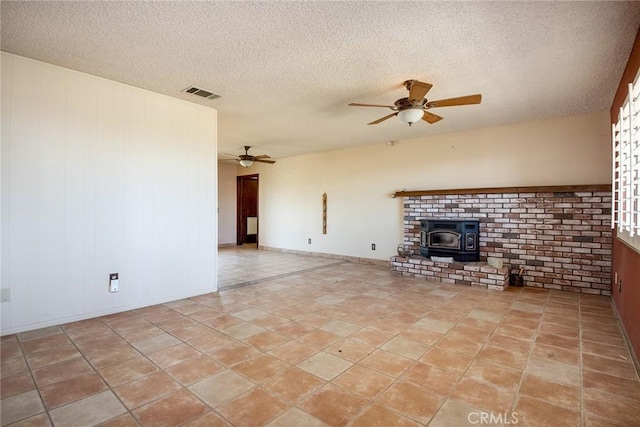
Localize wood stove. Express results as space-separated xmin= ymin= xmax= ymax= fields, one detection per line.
xmin=419 ymin=218 xmax=480 ymax=262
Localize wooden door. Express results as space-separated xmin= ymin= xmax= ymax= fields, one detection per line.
xmin=237 ymin=174 xmax=259 ymax=245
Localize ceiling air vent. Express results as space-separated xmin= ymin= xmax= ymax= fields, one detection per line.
xmin=182 ymin=86 xmax=221 ymax=100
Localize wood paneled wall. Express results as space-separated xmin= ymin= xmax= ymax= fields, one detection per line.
xmin=1 ymin=53 xmax=218 ymax=334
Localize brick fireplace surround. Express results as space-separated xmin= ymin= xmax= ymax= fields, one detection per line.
xmin=390 ymin=185 xmax=612 ymax=295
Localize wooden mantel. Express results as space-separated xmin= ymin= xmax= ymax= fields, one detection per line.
xmin=392 ymin=184 xmax=610 ymax=198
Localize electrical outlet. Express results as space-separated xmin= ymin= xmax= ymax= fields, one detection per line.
xmin=308 ymin=238 xmax=312 ymax=244
xmin=109 ymin=273 xmax=119 ymax=293
xmin=371 ymin=243 xmax=376 ymax=250
xmin=0 ymin=288 xmax=10 ymax=302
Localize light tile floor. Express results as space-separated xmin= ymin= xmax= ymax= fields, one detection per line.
xmin=217 ymin=245 xmax=344 ymax=290
xmin=2 ymin=249 xmax=640 ymax=426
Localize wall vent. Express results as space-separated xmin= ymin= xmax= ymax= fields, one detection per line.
xmin=181 ymin=86 xmax=221 ymax=100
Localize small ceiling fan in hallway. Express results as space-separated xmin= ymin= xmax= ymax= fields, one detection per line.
xmin=348 ymin=79 xmax=482 ymax=126
xmin=225 ymin=146 xmax=276 ymax=168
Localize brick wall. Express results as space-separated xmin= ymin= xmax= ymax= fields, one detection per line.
xmin=401 ymin=189 xmax=612 ymax=295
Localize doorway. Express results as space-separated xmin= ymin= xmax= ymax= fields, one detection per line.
xmin=237 ymin=174 xmax=259 ymax=246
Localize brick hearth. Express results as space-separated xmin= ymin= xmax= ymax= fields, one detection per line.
xmin=391 ymin=186 xmax=612 ymax=295
xmin=390 ymin=257 xmax=510 ymax=290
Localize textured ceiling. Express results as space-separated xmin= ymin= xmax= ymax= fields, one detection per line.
xmin=2 ymin=1 xmax=640 ymax=160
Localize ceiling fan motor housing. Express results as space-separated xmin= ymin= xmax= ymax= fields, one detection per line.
xmin=394 ymin=97 xmax=429 ymax=109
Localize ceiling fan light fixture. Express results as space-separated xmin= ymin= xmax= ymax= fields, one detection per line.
xmin=397 ymin=108 xmax=424 ymax=126
xmin=239 ymin=159 xmax=253 ymax=168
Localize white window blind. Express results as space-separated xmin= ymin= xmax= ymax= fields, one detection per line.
xmin=612 ymin=74 xmax=640 ymax=243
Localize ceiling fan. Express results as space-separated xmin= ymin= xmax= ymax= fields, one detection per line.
xmin=348 ymin=79 xmax=481 ymax=126
xmin=230 ymin=146 xmax=276 ymax=168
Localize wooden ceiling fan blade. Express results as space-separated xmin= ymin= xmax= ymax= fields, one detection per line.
xmin=254 ymin=159 xmax=276 ymax=164
xmin=368 ymin=112 xmax=398 ymax=125
xmin=253 ymin=154 xmax=271 ymax=160
xmin=349 ymin=103 xmax=395 ymax=108
xmin=427 ymin=94 xmax=482 ymax=108
xmin=408 ymin=80 xmax=433 ymax=103
xmin=422 ymin=111 xmax=444 ymax=124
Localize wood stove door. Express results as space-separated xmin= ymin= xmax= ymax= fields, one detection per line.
xmin=428 ymin=231 xmax=461 ymax=250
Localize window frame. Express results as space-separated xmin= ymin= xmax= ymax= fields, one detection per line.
xmin=612 ymin=71 xmax=640 ymax=250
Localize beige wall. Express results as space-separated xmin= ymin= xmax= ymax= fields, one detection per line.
xmin=242 ymin=111 xmax=611 ymax=261
xmin=1 ymin=53 xmax=218 ymax=334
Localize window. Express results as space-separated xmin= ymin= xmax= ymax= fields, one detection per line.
xmin=612 ymin=71 xmax=640 ymax=250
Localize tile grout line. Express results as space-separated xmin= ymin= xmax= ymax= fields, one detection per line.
xmin=16 ymin=335 xmax=56 ymax=426
xmin=447 ymin=286 xmax=526 ymax=424
xmin=403 ymin=286 xmax=496 ymax=425
xmin=91 ymin=315 xmax=155 ymax=425
xmin=509 ymin=288 xmax=551 ymax=425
